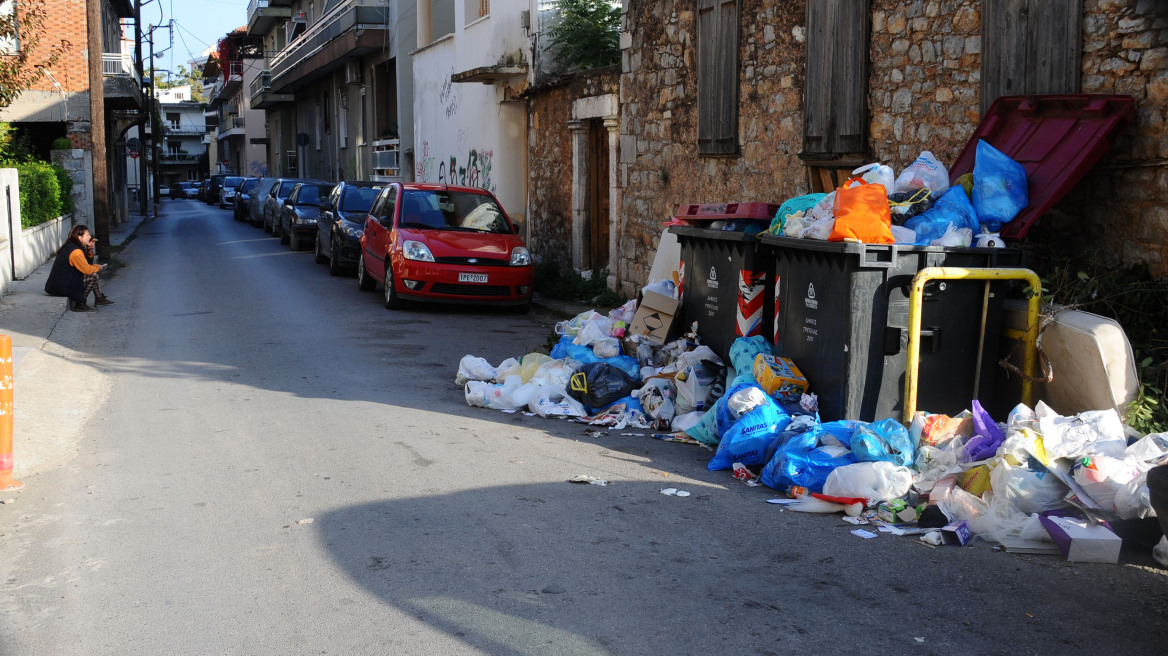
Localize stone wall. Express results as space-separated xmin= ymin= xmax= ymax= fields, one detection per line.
xmin=616 ymin=0 xmax=1168 ymax=290
xmin=618 ymin=0 xmax=808 ymax=295
xmin=526 ymin=70 xmax=620 ymax=267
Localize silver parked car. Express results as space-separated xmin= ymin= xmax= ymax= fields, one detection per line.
xmin=247 ymin=177 xmax=278 ymax=227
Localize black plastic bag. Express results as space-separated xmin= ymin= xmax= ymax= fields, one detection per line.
xmin=568 ymin=362 xmax=638 ymax=411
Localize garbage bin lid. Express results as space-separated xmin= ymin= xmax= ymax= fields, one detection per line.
xmin=948 ymin=94 xmax=1135 ymax=241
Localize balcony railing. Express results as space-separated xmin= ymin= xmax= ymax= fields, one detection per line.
xmin=247 ymin=0 xmax=269 ymax=14
xmin=229 ymin=116 xmax=246 ymax=130
xmin=249 ymin=70 xmax=271 ymax=97
xmin=269 ymin=0 xmax=389 ymax=91
xmin=102 ymin=53 xmax=133 ymax=77
xmin=160 ymin=152 xmax=200 ymax=164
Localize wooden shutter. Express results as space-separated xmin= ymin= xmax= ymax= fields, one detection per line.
xmin=982 ymin=0 xmax=1082 ymax=114
xmin=801 ymin=0 xmax=870 ymax=159
xmin=697 ymin=0 xmax=739 ymax=156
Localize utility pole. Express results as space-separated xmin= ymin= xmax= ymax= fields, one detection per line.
xmin=148 ymin=28 xmax=160 ymax=211
xmin=135 ymin=0 xmax=149 ymax=216
xmin=86 ymin=0 xmax=110 ymax=261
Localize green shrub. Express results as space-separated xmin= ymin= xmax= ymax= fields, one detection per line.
xmin=15 ymin=161 xmax=62 ymax=228
xmin=51 ymin=137 xmax=73 ymax=151
xmin=51 ymin=163 xmax=74 ymax=215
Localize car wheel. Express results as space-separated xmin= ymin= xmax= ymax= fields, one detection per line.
xmin=315 ymin=236 xmax=328 ymax=264
xmin=264 ymin=214 xmax=273 ymax=234
xmin=289 ymin=229 xmax=299 ymax=250
xmin=383 ymin=263 xmax=401 ymax=309
xmin=279 ymin=222 xmax=290 ymax=245
xmin=328 ymin=241 xmax=344 ymax=276
xmin=357 ymin=255 xmax=376 ymax=291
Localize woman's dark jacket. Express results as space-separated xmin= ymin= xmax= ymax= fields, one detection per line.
xmin=44 ymin=243 xmax=86 ymax=303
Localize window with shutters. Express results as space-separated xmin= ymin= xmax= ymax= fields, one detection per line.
xmin=801 ymin=0 xmax=870 ymax=161
xmin=696 ymin=0 xmax=739 ymax=157
xmin=981 ymin=0 xmax=1081 ymax=115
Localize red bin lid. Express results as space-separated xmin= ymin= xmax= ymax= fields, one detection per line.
xmin=948 ymin=94 xmax=1136 ymax=240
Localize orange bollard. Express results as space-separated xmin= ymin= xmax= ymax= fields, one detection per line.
xmin=0 ymin=335 xmax=23 ymax=490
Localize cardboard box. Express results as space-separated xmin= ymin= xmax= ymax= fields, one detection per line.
xmin=753 ymin=354 xmax=809 ymax=401
xmin=629 ymin=289 xmax=679 ymax=345
xmin=1039 ymin=515 xmax=1122 ymax=563
xmin=941 ymin=521 xmax=971 ymax=546
xmin=877 ymin=499 xmax=908 ymax=524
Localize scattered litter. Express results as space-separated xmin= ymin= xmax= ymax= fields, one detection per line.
xmin=915 ymin=637 xmax=925 ymax=643
xmin=1 ymin=498 xmax=15 ymax=505
xmin=842 ymin=516 xmax=869 ymax=525
xmin=584 ymin=429 xmax=606 ymax=438
xmin=660 ymin=488 xmax=691 ymax=497
xmin=651 ymin=432 xmax=706 ymax=446
xmin=766 ymin=498 xmax=801 ymax=505
xmin=920 ymin=530 xmax=944 ymax=546
xmin=569 ymin=475 xmax=610 ymax=486
xmin=731 ymin=463 xmax=761 ymax=486
xmin=648 ymin=470 xmax=670 ymax=478
xmin=851 ymin=529 xmax=878 ymax=539
xmin=296 ymin=518 xmax=314 ymax=525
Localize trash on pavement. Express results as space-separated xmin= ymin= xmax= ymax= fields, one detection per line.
xmin=569 ymin=475 xmax=610 ymax=486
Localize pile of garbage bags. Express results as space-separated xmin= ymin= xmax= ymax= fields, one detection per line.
xmin=763 ymin=141 xmax=1028 ymax=247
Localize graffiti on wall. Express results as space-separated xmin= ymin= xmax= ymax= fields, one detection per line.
xmin=248 ymin=160 xmax=269 ymax=177
xmin=439 ymin=70 xmax=459 ymax=118
xmin=416 ymin=142 xmax=496 ymax=194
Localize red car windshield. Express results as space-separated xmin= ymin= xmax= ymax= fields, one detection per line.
xmin=398 ymin=190 xmax=511 ymax=234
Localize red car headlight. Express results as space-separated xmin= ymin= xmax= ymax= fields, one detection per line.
xmin=403 ymin=240 xmax=435 ymax=262
xmin=510 ymin=247 xmax=532 ymax=267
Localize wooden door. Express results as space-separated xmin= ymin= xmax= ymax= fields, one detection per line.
xmin=587 ymin=119 xmax=610 ymax=271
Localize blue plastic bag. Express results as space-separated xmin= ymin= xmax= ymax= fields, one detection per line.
xmin=728 ymin=336 xmax=771 ymax=387
xmin=972 ymin=140 xmax=1029 ymax=232
xmin=707 ymin=399 xmax=791 ymax=471
xmin=686 ymin=382 xmax=779 ymax=447
xmin=550 ymin=335 xmax=640 ymax=381
xmin=904 ymin=186 xmax=980 ymax=245
xmin=760 ymin=422 xmax=857 ymax=492
xmin=851 ymin=418 xmax=915 ymax=467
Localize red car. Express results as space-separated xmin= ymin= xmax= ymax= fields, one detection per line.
xmin=358 ymin=183 xmax=533 ymax=310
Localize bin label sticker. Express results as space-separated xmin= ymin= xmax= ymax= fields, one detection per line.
xmin=707 ymin=266 xmax=719 ymax=290
xmin=804 ymin=283 xmax=818 ymax=309
xmin=773 ymin=275 xmax=782 ymax=343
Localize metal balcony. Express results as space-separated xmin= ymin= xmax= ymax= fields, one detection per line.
xmin=249 ymin=69 xmax=294 ymax=109
xmin=217 ymin=116 xmax=247 ymax=140
xmin=269 ymin=0 xmax=390 ymax=94
xmin=247 ymin=0 xmax=292 ymax=37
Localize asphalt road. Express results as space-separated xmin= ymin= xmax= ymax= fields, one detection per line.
xmin=1 ymin=200 xmax=1166 ymax=655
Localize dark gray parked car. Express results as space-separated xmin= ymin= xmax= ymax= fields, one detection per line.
xmin=315 ymin=180 xmax=384 ymax=275
xmin=278 ymin=181 xmax=335 ymax=251
xmin=265 ymin=178 xmax=327 ymax=234
xmin=247 ymin=177 xmax=278 ymax=226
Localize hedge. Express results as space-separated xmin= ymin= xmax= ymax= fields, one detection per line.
xmin=13 ymin=161 xmax=63 ymax=228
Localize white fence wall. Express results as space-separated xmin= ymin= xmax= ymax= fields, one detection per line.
xmin=1 ymin=168 xmax=73 ymax=298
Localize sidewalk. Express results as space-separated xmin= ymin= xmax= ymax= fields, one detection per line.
xmin=0 ymin=212 xmax=152 ymax=480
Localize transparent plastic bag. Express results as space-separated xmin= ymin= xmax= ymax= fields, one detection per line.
xmin=852 ymin=162 xmax=895 ymax=190
xmin=456 ymin=355 xmax=497 ymax=386
xmin=894 ymin=151 xmax=950 ymax=195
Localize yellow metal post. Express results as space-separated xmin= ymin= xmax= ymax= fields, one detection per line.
xmin=0 ymin=335 xmax=22 ymax=490
xmin=903 ymin=267 xmax=1041 ymax=425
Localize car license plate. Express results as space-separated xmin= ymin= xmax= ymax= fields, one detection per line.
xmin=458 ymin=273 xmax=488 ymax=283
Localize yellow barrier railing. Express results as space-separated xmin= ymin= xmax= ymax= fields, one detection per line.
xmin=903 ymin=267 xmax=1041 ymax=425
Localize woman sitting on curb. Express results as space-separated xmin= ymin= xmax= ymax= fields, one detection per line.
xmin=44 ymin=224 xmax=116 ymax=313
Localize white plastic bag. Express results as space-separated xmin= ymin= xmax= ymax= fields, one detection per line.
xmin=891 ymin=225 xmax=916 ymax=243
xmin=1072 ymin=455 xmax=1147 ymax=509
xmin=591 ymin=337 xmax=622 ymax=359
xmin=852 ymin=162 xmax=896 ymax=190
xmin=609 ymin=299 xmax=638 ymax=324
xmin=555 ymin=310 xmax=602 ymax=337
xmin=575 ymin=318 xmax=618 ymax=347
xmin=530 ymin=358 xmax=579 ymax=388
xmin=823 ymin=461 xmax=914 ymax=504
xmin=1036 ymin=402 xmax=1127 ymax=460
xmin=464 ymin=377 xmax=535 ymax=411
xmin=494 ymin=357 xmax=521 ymax=383
xmin=456 ymin=355 xmax=498 ymax=386
xmin=1126 ymin=433 xmax=1168 ymax=465
xmin=517 ymin=353 xmax=554 ymax=382
xmin=782 ymin=211 xmax=811 ymax=238
xmin=930 ymin=225 xmax=973 ymax=247
xmin=989 ymin=459 xmax=1069 ymax=514
xmin=894 ymin=151 xmax=950 ymax=195
xmin=1113 ymin=472 xmax=1155 ymax=519
xmin=529 ymin=386 xmax=588 ymax=418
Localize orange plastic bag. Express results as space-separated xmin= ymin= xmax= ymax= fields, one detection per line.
xmin=829 ymin=177 xmax=894 ymax=244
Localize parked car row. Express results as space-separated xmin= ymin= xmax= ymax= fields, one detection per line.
xmin=214 ymin=175 xmax=534 ymax=311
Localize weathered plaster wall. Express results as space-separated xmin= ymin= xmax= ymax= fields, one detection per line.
xmin=526 ymin=71 xmax=620 ymax=267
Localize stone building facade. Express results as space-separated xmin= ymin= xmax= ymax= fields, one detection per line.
xmin=525 ymin=69 xmax=621 ymax=269
xmin=613 ymin=0 xmax=1168 ymax=295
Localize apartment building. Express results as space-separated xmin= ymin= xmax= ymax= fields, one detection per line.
xmin=155 ymin=86 xmax=209 ymax=186
xmin=246 ymin=0 xmax=414 ymax=185
xmin=203 ymin=28 xmax=268 ymax=177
